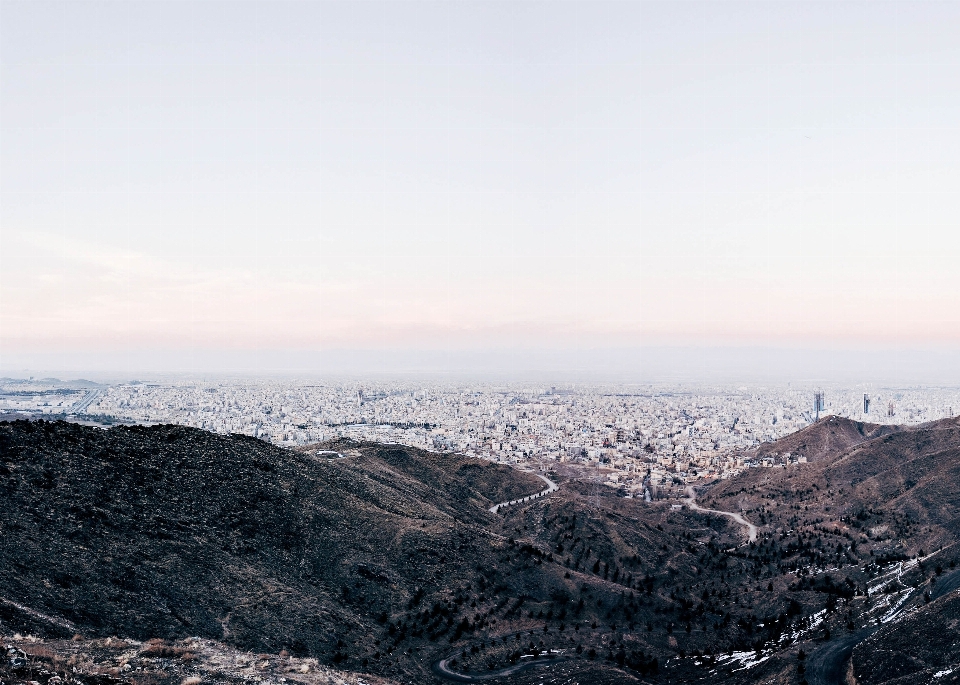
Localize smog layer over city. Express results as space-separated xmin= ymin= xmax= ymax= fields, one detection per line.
xmin=3 ymin=3 xmax=960 ymax=685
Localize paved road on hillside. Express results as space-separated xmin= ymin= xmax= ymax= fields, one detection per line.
xmin=489 ymin=473 xmax=559 ymax=513
xmin=432 ymin=653 xmax=573 ymax=682
xmin=932 ymin=567 xmax=960 ymax=600
xmin=804 ymin=626 xmax=879 ymax=685
xmin=684 ymin=486 xmax=758 ymax=542
xmin=804 ymin=566 xmax=960 ymax=684
xmin=432 ymin=626 xmax=613 ymax=682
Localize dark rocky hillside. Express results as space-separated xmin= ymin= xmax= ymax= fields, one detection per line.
xmin=297 ymin=437 xmax=543 ymax=505
xmin=0 ymin=421 xmax=543 ymax=677
xmin=851 ymin=589 xmax=960 ymax=684
xmin=6 ymin=417 xmax=960 ymax=685
xmin=693 ymin=415 xmax=960 ymax=685
xmin=703 ymin=416 xmax=960 ymax=551
xmin=0 ymin=420 xmax=792 ymax=684
xmin=752 ymin=415 xmax=903 ymax=464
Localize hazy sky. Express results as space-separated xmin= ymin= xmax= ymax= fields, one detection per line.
xmin=3 ymin=1 xmax=960 ymax=374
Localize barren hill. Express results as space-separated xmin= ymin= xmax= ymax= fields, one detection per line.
xmin=703 ymin=415 xmax=960 ymax=550
xmin=852 ymin=586 xmax=960 ymax=684
xmin=9 ymin=418 xmax=960 ymax=685
xmin=0 ymin=421 xmax=543 ymax=673
xmin=752 ymin=415 xmax=903 ymax=463
xmin=0 ymin=420 xmax=759 ymax=684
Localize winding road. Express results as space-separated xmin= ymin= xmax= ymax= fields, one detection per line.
xmin=470 ymin=481 xmax=960 ymax=684
xmin=488 ymin=473 xmax=559 ymax=513
xmin=684 ymin=486 xmax=758 ymax=542
xmin=431 ymin=653 xmax=573 ymax=682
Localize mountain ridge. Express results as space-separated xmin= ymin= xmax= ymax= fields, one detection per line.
xmin=6 ymin=416 xmax=960 ymax=685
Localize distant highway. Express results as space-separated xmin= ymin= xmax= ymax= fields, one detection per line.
xmin=70 ymin=389 xmax=101 ymax=414
xmin=684 ymin=486 xmax=758 ymax=542
xmin=488 ymin=473 xmax=559 ymax=513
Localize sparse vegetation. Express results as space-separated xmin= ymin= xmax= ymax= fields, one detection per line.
xmin=4 ymin=416 xmax=960 ymax=684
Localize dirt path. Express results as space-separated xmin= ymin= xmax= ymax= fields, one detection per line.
xmin=684 ymin=486 xmax=758 ymax=542
xmin=0 ymin=596 xmax=79 ymax=632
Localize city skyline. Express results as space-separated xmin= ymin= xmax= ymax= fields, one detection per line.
xmin=5 ymin=375 xmax=957 ymax=487
xmin=3 ymin=1 xmax=960 ymax=377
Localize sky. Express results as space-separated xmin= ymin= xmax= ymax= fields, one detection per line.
xmin=2 ymin=1 xmax=960 ymax=377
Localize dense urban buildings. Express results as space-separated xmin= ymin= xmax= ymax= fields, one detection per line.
xmin=3 ymin=378 xmax=957 ymax=496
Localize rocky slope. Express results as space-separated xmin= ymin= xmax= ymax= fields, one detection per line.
xmin=757 ymin=416 xmax=904 ymax=462
xmin=1 ymin=420 xmax=745 ymax=683
xmin=751 ymin=415 xmax=904 ymax=464
xmin=0 ymin=421 xmax=545 ymax=677
xmin=7 ymin=417 xmax=960 ymax=684
xmin=1 ymin=633 xmax=394 ymax=685
xmin=851 ymin=587 xmax=960 ymax=684
xmin=702 ymin=416 xmax=960 ymax=551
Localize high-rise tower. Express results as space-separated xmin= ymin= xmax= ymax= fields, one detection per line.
xmin=814 ymin=391 xmax=825 ymax=421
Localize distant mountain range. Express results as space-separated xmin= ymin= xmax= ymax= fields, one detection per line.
xmin=0 ymin=377 xmax=102 ymax=390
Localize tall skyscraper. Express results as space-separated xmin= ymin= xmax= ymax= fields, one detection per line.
xmin=814 ymin=392 xmax=825 ymax=421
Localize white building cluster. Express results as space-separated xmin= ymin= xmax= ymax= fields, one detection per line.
xmin=44 ymin=380 xmax=955 ymax=490
xmin=2 ymin=377 xmax=957 ymax=492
